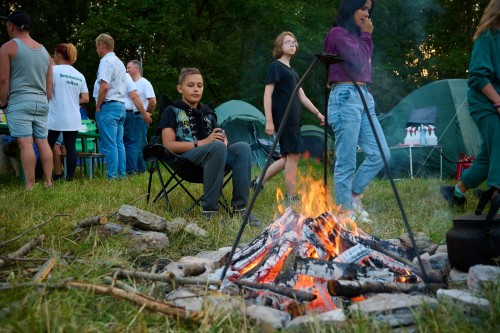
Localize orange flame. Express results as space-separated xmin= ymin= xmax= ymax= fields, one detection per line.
xmin=297 ymin=168 xmax=336 ymax=218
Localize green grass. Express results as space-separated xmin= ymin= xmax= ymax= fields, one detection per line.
xmin=0 ymin=160 xmax=499 ymax=332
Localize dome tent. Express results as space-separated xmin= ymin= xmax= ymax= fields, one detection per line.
xmin=378 ymin=79 xmax=481 ymax=178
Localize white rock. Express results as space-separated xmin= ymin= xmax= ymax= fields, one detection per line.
xmin=437 ymin=288 xmax=490 ymax=313
xmin=468 ymin=264 xmax=500 ymax=293
xmin=245 ymin=304 xmax=290 ymax=329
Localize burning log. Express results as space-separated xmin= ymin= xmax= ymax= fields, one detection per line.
xmin=235 ymin=280 xmax=317 ymax=303
xmin=333 ymin=243 xmax=423 ymax=281
xmin=293 ymin=257 xmax=360 ymax=280
xmin=232 ymin=231 xmax=272 ymax=272
xmin=327 ymin=279 xmax=429 ymax=297
xmin=240 ymin=231 xmax=300 ymax=282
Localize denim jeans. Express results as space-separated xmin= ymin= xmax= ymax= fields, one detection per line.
xmin=327 ymin=84 xmax=390 ymax=210
xmin=181 ymin=141 xmax=251 ymax=211
xmin=135 ymin=114 xmax=148 ymax=172
xmin=96 ymin=102 xmax=126 ymax=179
xmin=123 ymin=111 xmax=138 ymax=174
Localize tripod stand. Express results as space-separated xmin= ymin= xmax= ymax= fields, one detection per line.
xmin=219 ymin=53 xmax=430 ymax=284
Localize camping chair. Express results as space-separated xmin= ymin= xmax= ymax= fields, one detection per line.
xmin=247 ymin=121 xmax=281 ymax=170
xmin=143 ymin=137 xmax=233 ymax=214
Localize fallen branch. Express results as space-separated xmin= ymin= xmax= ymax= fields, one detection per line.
xmin=0 ymin=281 xmax=69 ymax=291
xmin=111 ymin=269 xmax=221 ymax=287
xmin=0 ymin=235 xmax=46 ymax=268
xmin=76 ymin=215 xmax=108 ymax=229
xmin=0 ymin=215 xmax=69 ymax=247
xmin=327 ymin=279 xmax=429 ymax=297
xmin=102 ymin=276 xmax=138 ymax=293
xmin=33 ymin=258 xmax=57 ymax=283
xmin=66 ymin=281 xmax=203 ymax=321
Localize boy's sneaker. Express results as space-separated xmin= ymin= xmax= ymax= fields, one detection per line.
xmin=440 ymin=185 xmax=466 ymax=208
xmin=233 ymin=208 xmax=261 ymax=228
xmin=202 ymin=210 xmax=218 ymax=220
xmin=250 ymin=178 xmax=264 ymax=192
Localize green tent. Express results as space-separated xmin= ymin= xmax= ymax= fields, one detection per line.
xmin=215 ymin=99 xmax=266 ymax=143
xmin=300 ymin=125 xmax=334 ymax=161
xmin=379 ymin=79 xmax=482 ymax=178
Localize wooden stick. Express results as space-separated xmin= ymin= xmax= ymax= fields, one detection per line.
xmin=0 ymin=215 xmax=68 ymax=247
xmin=102 ymin=276 xmax=138 ymax=293
xmin=76 ymin=215 xmax=108 ymax=228
xmin=66 ymin=281 xmax=203 ymax=321
xmin=327 ymin=279 xmax=429 ymax=297
xmin=0 ymin=281 xmax=68 ymax=291
xmin=0 ymin=235 xmax=46 ymax=268
xmin=234 ymin=280 xmax=317 ymax=302
xmin=33 ymin=258 xmax=56 ymax=282
xmin=111 ymin=268 xmax=222 ymax=287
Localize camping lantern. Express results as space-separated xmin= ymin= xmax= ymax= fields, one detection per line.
xmin=455 ymin=153 xmax=474 ymax=180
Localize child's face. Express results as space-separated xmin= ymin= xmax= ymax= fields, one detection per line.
xmin=177 ymin=74 xmax=204 ymax=108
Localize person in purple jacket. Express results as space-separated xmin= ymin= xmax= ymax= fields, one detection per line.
xmin=323 ymin=0 xmax=389 ymax=223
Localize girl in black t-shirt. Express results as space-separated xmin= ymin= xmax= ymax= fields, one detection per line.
xmin=254 ymin=31 xmax=325 ymax=206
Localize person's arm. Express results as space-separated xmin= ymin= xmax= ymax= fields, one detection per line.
xmin=129 ymin=91 xmax=151 ymax=124
xmin=481 ymin=83 xmax=500 ymax=114
xmin=298 ymin=88 xmax=325 ymax=125
xmin=45 ymin=54 xmax=53 ymax=101
xmin=146 ymin=97 xmax=157 ymax=113
xmin=0 ymin=41 xmax=15 ymax=107
xmin=79 ymin=92 xmax=89 ymax=105
xmin=263 ymin=84 xmax=275 ymax=135
xmin=95 ymin=80 xmax=109 ymax=112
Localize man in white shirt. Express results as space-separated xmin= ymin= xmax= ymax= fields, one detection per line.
xmin=93 ymin=33 xmax=126 ymax=179
xmin=126 ymin=60 xmax=156 ymax=173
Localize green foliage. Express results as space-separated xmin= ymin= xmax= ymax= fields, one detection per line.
xmin=1 ymin=0 xmax=491 ymax=117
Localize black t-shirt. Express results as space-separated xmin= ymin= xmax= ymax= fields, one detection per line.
xmin=157 ymin=100 xmax=217 ymax=141
xmin=265 ymin=60 xmax=302 ymax=127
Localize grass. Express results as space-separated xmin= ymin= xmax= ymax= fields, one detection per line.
xmin=0 ymin=159 xmax=499 ymax=332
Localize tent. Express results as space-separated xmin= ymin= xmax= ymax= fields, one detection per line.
xmin=300 ymin=125 xmax=334 ymax=160
xmin=215 ymin=99 xmax=266 ymax=144
xmin=216 ymin=100 xmax=272 ymax=166
xmin=378 ymin=79 xmax=482 ymax=178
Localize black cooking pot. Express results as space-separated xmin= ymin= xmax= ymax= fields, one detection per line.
xmin=446 ymin=213 xmax=500 ymax=272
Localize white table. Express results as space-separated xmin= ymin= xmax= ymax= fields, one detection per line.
xmin=389 ymin=144 xmax=443 ymax=179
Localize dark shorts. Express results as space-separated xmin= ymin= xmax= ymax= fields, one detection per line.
xmin=279 ymin=125 xmax=304 ymax=155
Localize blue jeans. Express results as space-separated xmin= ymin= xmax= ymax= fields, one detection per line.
xmin=327 ymin=84 xmax=390 ymax=210
xmin=123 ymin=111 xmax=138 ymax=174
xmin=96 ymin=102 xmax=126 ymax=179
xmin=136 ymin=114 xmax=148 ymax=172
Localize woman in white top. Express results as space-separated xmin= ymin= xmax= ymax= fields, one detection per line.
xmin=46 ymin=43 xmax=89 ymax=180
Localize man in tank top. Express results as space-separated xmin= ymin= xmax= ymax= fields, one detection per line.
xmin=0 ymin=10 xmax=54 ymax=190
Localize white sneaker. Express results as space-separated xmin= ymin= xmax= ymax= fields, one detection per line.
xmin=351 ymin=197 xmax=373 ymax=224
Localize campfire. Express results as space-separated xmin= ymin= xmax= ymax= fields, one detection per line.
xmin=213 ymin=174 xmax=427 ymax=314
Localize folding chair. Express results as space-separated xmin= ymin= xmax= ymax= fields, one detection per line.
xmin=247 ymin=121 xmax=281 ymax=170
xmin=143 ymin=138 xmax=232 ymax=214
